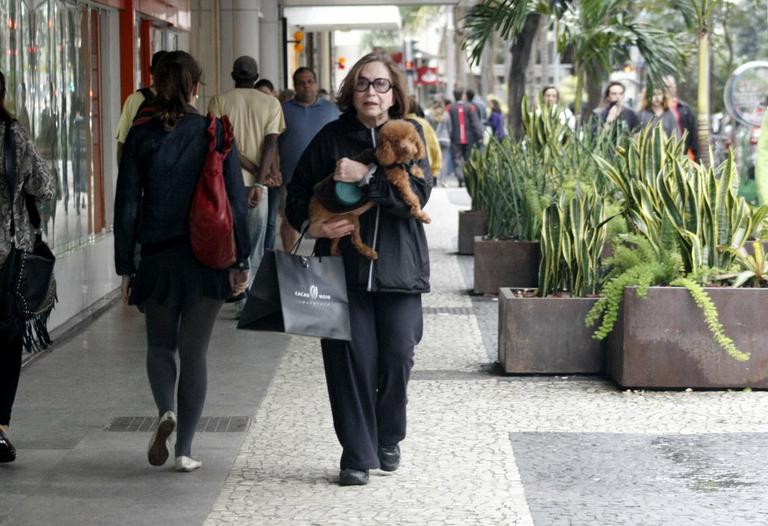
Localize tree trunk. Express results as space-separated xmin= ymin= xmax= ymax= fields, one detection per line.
xmin=586 ymin=69 xmax=603 ymax=118
xmin=507 ymin=14 xmax=540 ymax=139
xmin=481 ymin=33 xmax=497 ymax=97
xmin=697 ymin=25 xmax=711 ymax=167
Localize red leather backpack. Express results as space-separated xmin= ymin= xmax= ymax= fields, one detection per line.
xmin=189 ymin=114 xmax=237 ymax=269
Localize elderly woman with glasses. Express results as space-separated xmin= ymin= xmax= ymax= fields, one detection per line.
xmin=286 ymin=53 xmax=432 ymax=486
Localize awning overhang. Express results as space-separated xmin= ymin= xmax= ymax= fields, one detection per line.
xmin=284 ymin=6 xmax=402 ymax=31
xmin=284 ymin=0 xmax=456 ymax=7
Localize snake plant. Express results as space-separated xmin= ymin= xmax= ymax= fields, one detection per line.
xmin=539 ymin=191 xmax=610 ymax=297
xmin=593 ymin=125 xmax=768 ymax=274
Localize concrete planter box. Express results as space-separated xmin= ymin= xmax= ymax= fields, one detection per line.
xmin=458 ymin=210 xmax=488 ymax=255
xmin=606 ymin=286 xmax=768 ymax=389
xmin=498 ymin=289 xmax=604 ymax=373
xmin=473 ymin=239 xmax=540 ymax=294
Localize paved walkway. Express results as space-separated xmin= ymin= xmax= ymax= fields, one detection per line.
xmin=3 ymin=188 xmax=768 ymax=526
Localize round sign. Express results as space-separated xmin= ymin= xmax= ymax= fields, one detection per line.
xmin=724 ymin=61 xmax=768 ymax=126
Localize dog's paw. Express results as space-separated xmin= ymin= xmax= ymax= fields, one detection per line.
xmin=413 ymin=210 xmax=431 ymax=224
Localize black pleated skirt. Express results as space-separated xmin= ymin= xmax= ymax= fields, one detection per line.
xmin=129 ymin=238 xmax=232 ymax=307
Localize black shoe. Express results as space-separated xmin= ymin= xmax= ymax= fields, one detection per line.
xmin=338 ymin=468 xmax=369 ymax=486
xmin=225 ymin=292 xmax=246 ymax=304
xmin=0 ymin=429 xmax=16 ymax=463
xmin=378 ymin=444 xmax=400 ymax=472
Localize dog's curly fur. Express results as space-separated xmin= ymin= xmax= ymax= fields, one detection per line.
xmin=309 ymin=119 xmax=430 ymax=260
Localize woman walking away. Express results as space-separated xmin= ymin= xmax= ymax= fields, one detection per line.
xmin=286 ymin=52 xmax=432 ymax=486
xmin=0 ymin=71 xmax=56 ymax=464
xmin=114 ymin=51 xmax=250 ymax=472
xmin=487 ymin=99 xmax=506 ymax=140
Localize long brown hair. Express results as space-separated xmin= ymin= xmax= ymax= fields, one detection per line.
xmin=638 ymin=88 xmax=669 ymax=112
xmin=336 ymin=53 xmax=407 ymax=119
xmin=0 ymin=71 xmax=14 ymax=123
xmin=152 ymin=51 xmax=202 ymax=129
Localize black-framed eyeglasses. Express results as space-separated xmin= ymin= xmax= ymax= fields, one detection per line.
xmin=354 ymin=77 xmax=392 ymax=93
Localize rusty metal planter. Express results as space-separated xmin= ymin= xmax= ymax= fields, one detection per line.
xmin=473 ymin=239 xmax=539 ymax=294
xmin=606 ymin=286 xmax=768 ymax=389
xmin=458 ymin=210 xmax=488 ymax=255
xmin=498 ymin=289 xmax=604 ymax=373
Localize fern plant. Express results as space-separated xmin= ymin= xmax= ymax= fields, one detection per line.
xmin=585 ymin=234 xmax=681 ymax=339
xmin=585 ymin=233 xmax=750 ymax=362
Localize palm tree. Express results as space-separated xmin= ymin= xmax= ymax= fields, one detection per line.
xmin=464 ymin=0 xmax=683 ymax=133
xmin=463 ymin=1 xmax=562 ymax=137
xmin=674 ymin=0 xmax=721 ymax=168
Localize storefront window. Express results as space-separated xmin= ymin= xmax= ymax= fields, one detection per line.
xmin=0 ymin=0 xmax=104 ymax=255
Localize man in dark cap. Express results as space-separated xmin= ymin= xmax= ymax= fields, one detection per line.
xmin=208 ymin=56 xmax=285 ymax=313
xmin=115 ymin=50 xmax=167 ymax=163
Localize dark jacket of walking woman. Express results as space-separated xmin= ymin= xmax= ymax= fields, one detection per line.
xmin=114 ymin=51 xmax=250 ymax=472
xmin=0 ymin=71 xmax=56 ymax=463
xmin=286 ymin=52 xmax=431 ymax=486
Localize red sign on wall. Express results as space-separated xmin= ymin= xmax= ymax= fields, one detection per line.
xmin=416 ymin=66 xmax=439 ymax=86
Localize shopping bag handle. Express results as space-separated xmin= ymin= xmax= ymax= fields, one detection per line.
xmin=289 ymin=226 xmax=309 ymax=255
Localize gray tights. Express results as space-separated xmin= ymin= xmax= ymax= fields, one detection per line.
xmin=144 ymin=296 xmax=223 ymax=457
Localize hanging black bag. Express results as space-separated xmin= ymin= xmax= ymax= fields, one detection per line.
xmin=237 ymin=232 xmax=351 ymax=341
xmin=0 ymin=120 xmax=57 ymax=351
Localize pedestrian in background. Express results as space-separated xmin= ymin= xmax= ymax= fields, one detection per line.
xmin=278 ymin=66 xmax=339 ymax=250
xmin=407 ymin=96 xmax=442 ymax=178
xmin=663 ymin=75 xmax=697 ymax=160
xmin=115 ymin=50 xmax=167 ymax=164
xmin=487 ymin=99 xmax=506 ymax=141
xmin=286 ymin=52 xmax=432 ymax=487
xmin=255 ymin=79 xmax=277 ymax=96
xmin=428 ymin=100 xmax=453 ymax=186
xmin=540 ymin=86 xmax=575 ymax=131
xmin=466 ymin=88 xmax=487 ymax=122
xmin=0 ymin=71 xmax=56 ymax=464
xmin=114 ymin=51 xmax=251 ymax=472
xmin=637 ymin=88 xmax=679 ymax=139
xmin=448 ymin=87 xmax=483 ymax=187
xmin=595 ymin=81 xmax=639 ymax=134
xmin=255 ymin=78 xmax=284 ymax=251
xmin=208 ymin=56 xmax=284 ymax=309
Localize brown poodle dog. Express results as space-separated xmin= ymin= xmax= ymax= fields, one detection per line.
xmin=309 ymin=119 xmax=430 ymax=261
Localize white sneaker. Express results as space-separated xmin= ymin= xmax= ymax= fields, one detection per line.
xmin=174 ymin=455 xmax=202 ymax=472
xmin=147 ymin=411 xmax=176 ymax=466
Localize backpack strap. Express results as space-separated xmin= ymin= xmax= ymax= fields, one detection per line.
xmin=132 ymin=88 xmax=157 ymax=127
xmin=137 ymin=87 xmax=155 ymax=101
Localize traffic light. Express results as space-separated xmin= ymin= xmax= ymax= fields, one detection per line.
xmin=338 ymin=57 xmax=346 ymax=70
xmin=293 ymin=31 xmax=304 ymax=53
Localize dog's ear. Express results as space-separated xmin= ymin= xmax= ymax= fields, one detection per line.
xmin=377 ymin=141 xmax=397 ymax=165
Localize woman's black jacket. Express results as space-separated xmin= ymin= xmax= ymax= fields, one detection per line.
xmin=114 ymin=109 xmax=250 ymax=275
xmin=286 ymin=111 xmax=432 ymax=294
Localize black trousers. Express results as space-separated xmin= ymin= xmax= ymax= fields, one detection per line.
xmin=321 ymin=290 xmax=423 ymax=470
xmin=0 ymin=329 xmax=23 ymax=426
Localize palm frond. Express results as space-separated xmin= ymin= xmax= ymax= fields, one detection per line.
xmin=461 ymin=0 xmax=567 ymax=65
